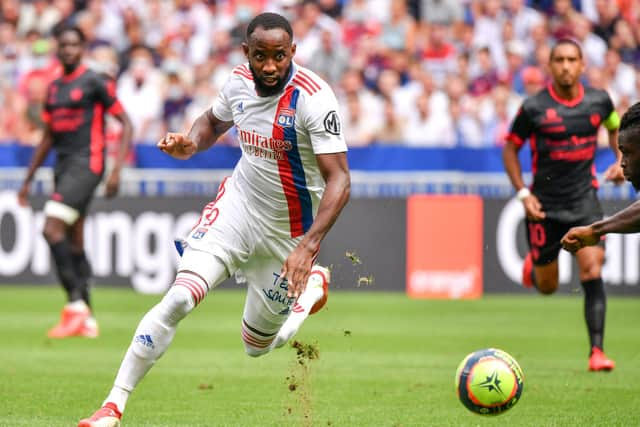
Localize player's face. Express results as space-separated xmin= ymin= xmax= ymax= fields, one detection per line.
xmin=618 ymin=131 xmax=640 ymax=190
xmin=57 ymin=31 xmax=84 ymax=69
xmin=243 ymin=26 xmax=296 ymax=97
xmin=548 ymin=44 xmax=584 ymax=89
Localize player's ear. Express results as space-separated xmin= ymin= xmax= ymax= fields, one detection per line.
xmin=290 ymin=43 xmax=296 ymax=58
xmin=242 ymin=42 xmax=249 ymax=59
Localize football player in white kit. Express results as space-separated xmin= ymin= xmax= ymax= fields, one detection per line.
xmin=79 ymin=12 xmax=350 ymax=427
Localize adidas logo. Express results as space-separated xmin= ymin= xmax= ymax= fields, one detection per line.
xmin=135 ymin=334 xmax=155 ymax=349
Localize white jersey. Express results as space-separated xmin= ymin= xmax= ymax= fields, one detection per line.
xmin=211 ymin=62 xmax=347 ymax=238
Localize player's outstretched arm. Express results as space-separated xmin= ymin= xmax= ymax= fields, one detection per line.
xmin=282 ymin=152 xmax=351 ymax=298
xmin=157 ymin=110 xmax=233 ymax=159
xmin=562 ymin=200 xmax=640 ymax=252
xmin=503 ymin=140 xmax=545 ymax=220
xmin=105 ymin=109 xmax=133 ymax=198
xmin=18 ymin=127 xmax=53 ymax=206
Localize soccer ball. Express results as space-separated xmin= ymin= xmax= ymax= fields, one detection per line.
xmin=455 ymin=348 xmax=524 ymax=415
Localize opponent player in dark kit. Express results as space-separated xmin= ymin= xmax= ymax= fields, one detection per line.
xmin=18 ymin=25 xmax=132 ymax=339
xmin=502 ymin=38 xmax=623 ymax=371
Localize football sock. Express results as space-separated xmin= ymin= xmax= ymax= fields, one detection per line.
xmin=110 ymin=274 xmax=206 ymax=411
xmin=72 ymin=251 xmax=92 ymax=308
xmin=49 ymin=239 xmax=84 ymax=302
xmin=581 ymin=278 xmax=606 ymax=351
xmin=272 ymin=272 xmax=325 ymax=349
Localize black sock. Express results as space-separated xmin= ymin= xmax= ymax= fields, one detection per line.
xmin=71 ymin=251 xmax=92 ymax=309
xmin=581 ymin=278 xmax=606 ymax=352
xmin=49 ymin=239 xmax=84 ymax=303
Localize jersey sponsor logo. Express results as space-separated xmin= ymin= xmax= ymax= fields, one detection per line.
xmin=237 ymin=127 xmax=293 ymax=153
xmin=277 ymin=108 xmax=295 ymax=128
xmin=323 ymin=110 xmax=341 ymax=135
xmin=70 ymin=87 xmax=83 ymax=101
xmin=590 ymin=113 xmax=601 ymax=127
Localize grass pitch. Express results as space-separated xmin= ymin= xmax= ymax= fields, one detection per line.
xmin=1 ymin=286 xmax=639 ymax=427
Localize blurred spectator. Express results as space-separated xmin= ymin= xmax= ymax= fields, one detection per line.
xmin=379 ymin=1 xmax=416 ymax=53
xmin=468 ymin=47 xmax=500 ymax=97
xmin=604 ymin=48 xmax=636 ymax=100
xmin=505 ymin=0 xmax=543 ymax=41
xmin=504 ymin=39 xmax=528 ymax=95
xmin=420 ymin=23 xmax=457 ymax=86
xmin=572 ymin=14 xmax=607 ymax=68
xmin=161 ymin=60 xmax=193 ymax=133
xmin=471 ymin=0 xmax=507 ymax=73
xmin=17 ymin=0 xmax=62 ymax=37
xmin=306 ymin=28 xmax=350 ymax=87
xmin=593 ymin=0 xmax=621 ymax=45
xmin=85 ymin=0 xmax=126 ymax=51
xmin=521 ymin=66 xmax=546 ymax=96
xmin=117 ymin=49 xmax=164 ymax=142
xmin=342 ymin=93 xmax=379 ymax=147
xmin=448 ymin=99 xmax=483 ymax=147
xmin=609 ymin=19 xmax=640 ymax=66
xmin=548 ymin=0 xmax=579 ymax=39
xmin=404 ymin=92 xmax=455 ymax=147
xmin=419 ymin=0 xmax=464 ymax=25
xmin=375 ymin=98 xmax=406 ymax=144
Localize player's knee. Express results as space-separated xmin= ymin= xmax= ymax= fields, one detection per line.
xmin=161 ymin=286 xmax=196 ymax=323
xmin=243 ymin=342 xmax=271 ymax=358
xmin=536 ymin=278 xmax=558 ymax=295
xmin=42 ymin=223 xmax=64 ymax=244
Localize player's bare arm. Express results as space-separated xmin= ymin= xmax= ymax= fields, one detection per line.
xmin=157 ymin=109 xmax=233 ymax=159
xmin=563 ymin=199 xmax=640 ymax=252
xmin=105 ymin=110 xmax=133 ymax=198
xmin=603 ymin=127 xmax=625 ymax=184
xmin=18 ymin=127 xmax=54 ymax=206
xmin=502 ymin=140 xmax=545 ymax=220
xmin=282 ymin=152 xmax=350 ymax=298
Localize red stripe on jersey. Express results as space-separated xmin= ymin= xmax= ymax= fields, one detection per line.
xmin=549 ymin=145 xmax=596 ymax=161
xmin=297 ymin=70 xmax=321 ymax=91
xmin=591 ymin=163 xmax=599 ymax=189
xmin=90 ymin=104 xmax=104 ymax=175
xmin=41 ymin=111 xmax=51 ymax=124
xmin=294 ymin=73 xmax=318 ymax=93
xmin=233 ymin=70 xmax=254 ymax=80
xmin=273 ymin=86 xmax=304 ymax=237
xmin=107 ymin=100 xmax=124 ymax=115
xmin=292 ymin=77 xmax=314 ymax=95
xmin=506 ymin=132 xmax=525 ymax=147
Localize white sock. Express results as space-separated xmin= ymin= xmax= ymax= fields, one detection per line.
xmin=272 ymin=269 xmax=326 ymax=349
xmin=107 ymin=282 xmax=200 ymax=412
xmin=66 ymin=300 xmax=89 ymax=312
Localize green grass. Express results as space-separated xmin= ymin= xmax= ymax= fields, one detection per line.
xmin=1 ymin=287 xmax=640 ymax=427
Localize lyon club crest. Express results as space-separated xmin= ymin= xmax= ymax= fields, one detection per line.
xmin=277 ymin=108 xmax=295 ymax=128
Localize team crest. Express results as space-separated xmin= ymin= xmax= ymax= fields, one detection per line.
xmin=590 ymin=113 xmax=601 ymax=127
xmin=323 ymin=110 xmax=341 ymax=135
xmin=277 ymin=108 xmax=295 ymax=128
xmin=192 ymin=227 xmax=208 ymax=240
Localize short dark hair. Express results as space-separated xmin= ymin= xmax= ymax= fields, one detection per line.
xmin=54 ymin=24 xmax=86 ymax=43
xmin=246 ymin=12 xmax=293 ymax=41
xmin=620 ymin=102 xmax=640 ymax=135
xmin=550 ymin=37 xmax=583 ymax=59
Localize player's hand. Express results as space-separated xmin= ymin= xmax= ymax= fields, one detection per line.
xmin=281 ymin=245 xmax=315 ymax=299
xmin=17 ymin=182 xmax=30 ymax=207
xmin=522 ymin=194 xmax=545 ymax=220
xmin=105 ymin=169 xmax=120 ymax=198
xmin=604 ymin=162 xmax=625 ymax=185
xmin=561 ymin=225 xmax=599 ymax=253
xmin=157 ymin=133 xmax=197 ymax=160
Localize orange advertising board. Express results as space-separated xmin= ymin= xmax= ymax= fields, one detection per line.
xmin=406 ymin=195 xmax=483 ymax=299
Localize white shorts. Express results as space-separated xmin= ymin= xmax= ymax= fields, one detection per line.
xmin=178 ymin=176 xmax=302 ymax=333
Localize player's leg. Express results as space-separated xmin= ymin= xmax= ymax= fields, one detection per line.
xmin=69 ymin=216 xmax=99 ymax=337
xmin=272 ymin=265 xmax=330 ymax=349
xmin=79 ymin=248 xmax=230 ymax=427
xmin=575 ymin=245 xmax=614 ymax=371
xmin=46 ymin=164 xmax=102 ymax=338
xmin=523 ymin=218 xmax=561 ymax=294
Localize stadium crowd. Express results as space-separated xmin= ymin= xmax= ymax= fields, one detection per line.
xmin=1 ymin=0 xmax=639 ymax=161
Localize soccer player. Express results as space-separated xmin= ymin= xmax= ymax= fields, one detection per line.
xmin=78 ymin=12 xmax=350 ymax=427
xmin=502 ymin=38 xmax=624 ymax=372
xmin=562 ymin=102 xmax=640 ymax=249
xmin=17 ymin=26 xmax=132 ymax=339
